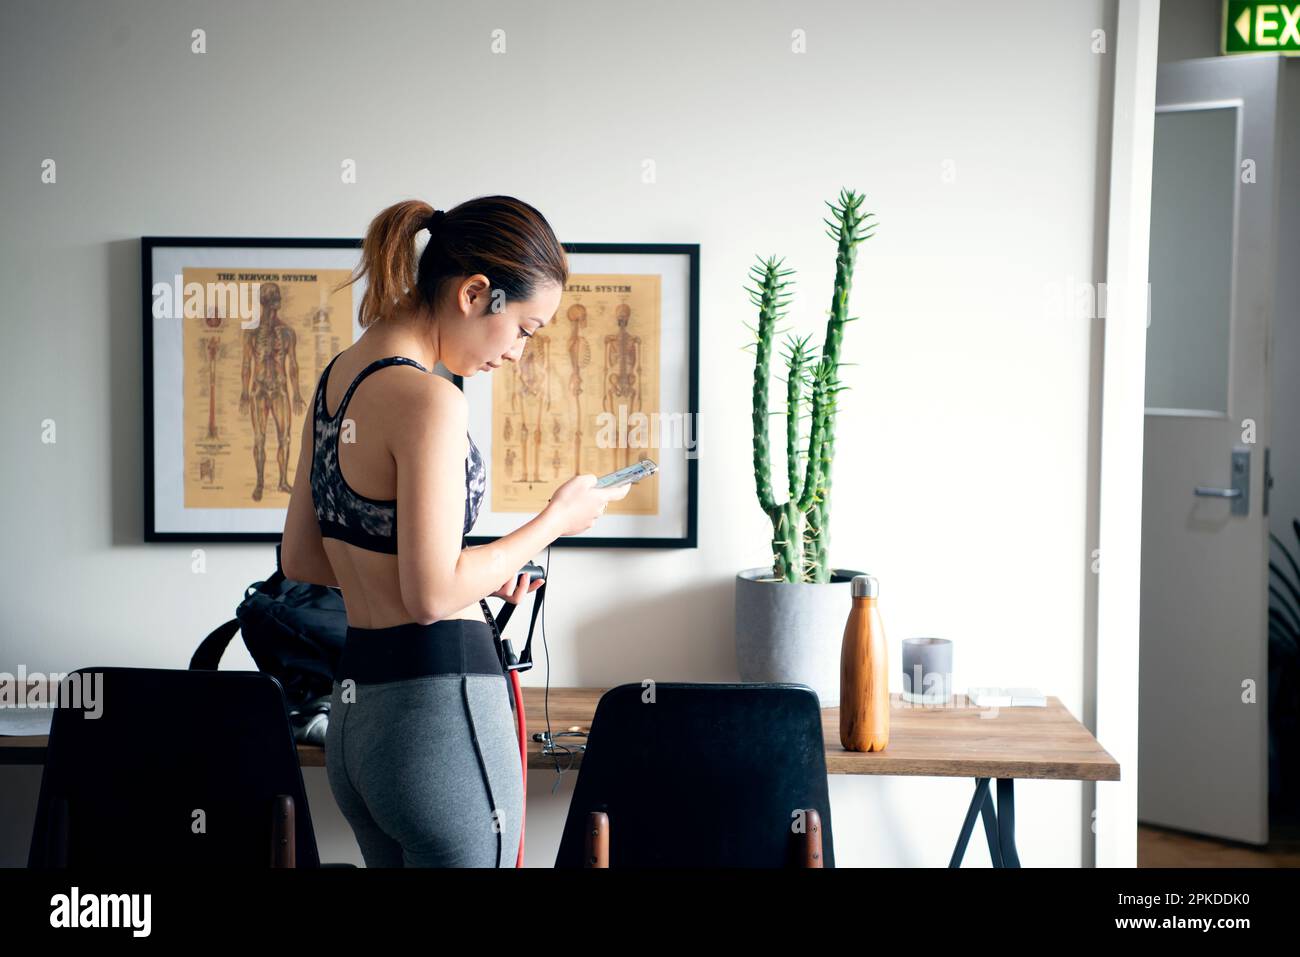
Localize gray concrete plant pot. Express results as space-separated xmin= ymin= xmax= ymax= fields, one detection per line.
xmin=734 ymin=565 xmax=867 ymax=709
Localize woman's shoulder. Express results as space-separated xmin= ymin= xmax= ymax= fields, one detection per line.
xmin=384 ymin=367 xmax=468 ymax=437
xmin=414 ymin=368 xmax=467 ymax=410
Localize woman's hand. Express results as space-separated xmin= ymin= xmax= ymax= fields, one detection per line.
xmin=489 ymin=570 xmax=545 ymax=605
xmin=544 ymin=473 xmax=633 ymax=536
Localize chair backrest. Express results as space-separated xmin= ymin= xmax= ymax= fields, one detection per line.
xmin=554 ymin=682 xmax=835 ymax=867
xmin=28 ymin=667 xmax=321 ymax=867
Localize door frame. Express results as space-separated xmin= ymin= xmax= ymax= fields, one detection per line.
xmin=1093 ymin=0 xmax=1161 ymax=869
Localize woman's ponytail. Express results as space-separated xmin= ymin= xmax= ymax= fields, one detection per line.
xmin=337 ymin=199 xmax=434 ymax=329
xmin=335 ymin=194 xmax=568 ymax=330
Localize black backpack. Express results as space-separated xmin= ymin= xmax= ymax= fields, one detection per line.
xmin=189 ymin=544 xmax=346 ymax=745
xmin=189 ymin=542 xmax=542 ymax=744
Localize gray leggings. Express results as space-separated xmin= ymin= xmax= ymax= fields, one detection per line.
xmin=324 ymin=620 xmax=523 ymax=867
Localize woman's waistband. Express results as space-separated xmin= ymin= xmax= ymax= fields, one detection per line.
xmin=334 ymin=618 xmax=502 ymax=685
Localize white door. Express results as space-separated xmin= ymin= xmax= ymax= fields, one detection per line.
xmin=1139 ymin=55 xmax=1283 ymax=846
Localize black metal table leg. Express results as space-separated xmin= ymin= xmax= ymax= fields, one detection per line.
xmin=950 ymin=777 xmax=1021 ymax=867
xmin=996 ymin=778 xmax=1020 ymax=867
xmin=980 ymin=784 xmax=1003 ymax=867
xmin=948 ymin=777 xmax=990 ymax=867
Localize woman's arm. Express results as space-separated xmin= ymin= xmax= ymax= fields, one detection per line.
xmin=281 ymin=412 xmax=340 ymax=587
xmin=393 ymin=375 xmax=562 ymax=624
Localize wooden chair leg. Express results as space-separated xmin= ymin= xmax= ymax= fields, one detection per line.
xmin=796 ymin=808 xmax=824 ymax=867
xmin=585 ymin=811 xmax=609 ymax=867
xmin=271 ymin=795 xmax=295 ymax=868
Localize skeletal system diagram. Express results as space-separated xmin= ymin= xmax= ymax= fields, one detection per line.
xmin=490 ymin=275 xmax=659 ymax=513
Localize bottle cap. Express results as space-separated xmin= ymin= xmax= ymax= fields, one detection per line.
xmin=851 ymin=574 xmax=878 ymax=598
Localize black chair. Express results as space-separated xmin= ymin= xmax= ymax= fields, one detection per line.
xmin=554 ymin=683 xmax=835 ymax=867
xmin=28 ymin=667 xmax=346 ymax=867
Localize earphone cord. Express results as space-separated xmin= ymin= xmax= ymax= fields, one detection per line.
xmin=538 ymin=545 xmax=581 ymax=790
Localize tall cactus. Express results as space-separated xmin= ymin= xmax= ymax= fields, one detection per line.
xmin=744 ymin=189 xmax=875 ymax=583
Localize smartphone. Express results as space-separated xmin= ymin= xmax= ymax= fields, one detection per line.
xmin=594 ymin=458 xmax=659 ymax=488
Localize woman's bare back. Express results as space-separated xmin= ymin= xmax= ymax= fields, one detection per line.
xmin=316 ymin=340 xmax=482 ymax=629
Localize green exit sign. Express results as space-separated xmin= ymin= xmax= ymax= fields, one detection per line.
xmin=1223 ymin=1 xmax=1300 ymax=54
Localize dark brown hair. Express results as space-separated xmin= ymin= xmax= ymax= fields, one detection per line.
xmin=336 ymin=195 xmax=569 ymax=329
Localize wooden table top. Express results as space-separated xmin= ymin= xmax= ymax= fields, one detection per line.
xmin=506 ymin=687 xmax=1119 ymax=781
xmin=1 ymin=686 xmax=1119 ymax=782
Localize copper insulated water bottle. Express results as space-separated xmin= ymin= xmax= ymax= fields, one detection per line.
xmin=840 ymin=573 xmax=889 ymax=752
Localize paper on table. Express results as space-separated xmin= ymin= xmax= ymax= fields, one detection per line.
xmin=965 ymin=687 xmax=1046 ymax=708
xmin=0 ymin=706 xmax=55 ymax=736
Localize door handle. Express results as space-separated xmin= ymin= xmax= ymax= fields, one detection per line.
xmin=1192 ymin=448 xmax=1250 ymax=516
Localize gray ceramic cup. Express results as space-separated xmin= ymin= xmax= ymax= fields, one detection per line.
xmin=901 ymin=637 xmax=953 ymax=705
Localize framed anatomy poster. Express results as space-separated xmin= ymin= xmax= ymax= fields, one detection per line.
xmin=455 ymin=243 xmax=699 ymax=548
xmin=143 ymin=236 xmax=365 ymax=541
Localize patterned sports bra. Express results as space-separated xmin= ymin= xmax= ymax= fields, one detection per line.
xmin=310 ymin=353 xmax=486 ymax=554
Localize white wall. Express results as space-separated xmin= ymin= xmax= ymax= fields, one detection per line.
xmin=0 ymin=0 xmax=1123 ymax=867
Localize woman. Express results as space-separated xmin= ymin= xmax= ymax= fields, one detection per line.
xmin=279 ymin=195 xmax=629 ymax=867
